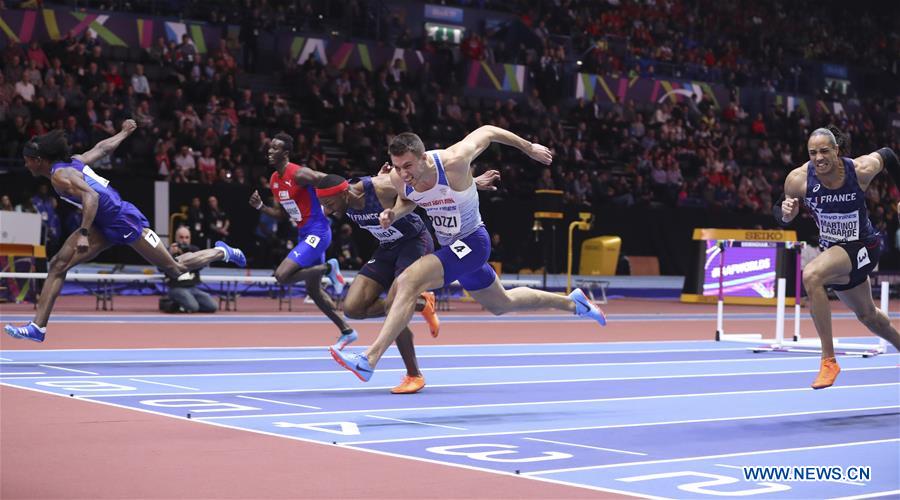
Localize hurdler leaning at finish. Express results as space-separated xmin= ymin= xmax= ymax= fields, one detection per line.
xmin=777 ymin=127 xmax=900 ymax=389
xmin=330 ymin=125 xmax=607 ymax=382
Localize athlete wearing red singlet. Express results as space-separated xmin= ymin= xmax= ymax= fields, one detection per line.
xmin=249 ymin=132 xmax=357 ymax=348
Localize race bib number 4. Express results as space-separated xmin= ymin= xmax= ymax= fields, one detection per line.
xmin=818 ymin=212 xmax=859 ymax=242
xmin=281 ymin=200 xmax=303 ymax=222
xmin=450 ymin=240 xmax=472 ymax=259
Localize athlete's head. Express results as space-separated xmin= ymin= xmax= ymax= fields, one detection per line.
xmin=315 ymin=174 xmax=351 ymax=215
xmin=808 ymin=127 xmax=846 ymax=175
xmin=269 ymin=132 xmax=293 ymax=167
xmin=388 ymin=132 xmax=428 ymax=188
xmin=23 ymin=129 xmax=69 ymax=177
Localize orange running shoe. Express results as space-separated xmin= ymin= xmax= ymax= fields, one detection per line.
xmin=391 ymin=375 xmax=425 ymax=394
xmin=420 ymin=291 xmax=440 ymax=338
xmin=811 ymin=357 xmax=841 ymax=389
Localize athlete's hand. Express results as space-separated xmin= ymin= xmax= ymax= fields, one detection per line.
xmin=379 ymin=208 xmax=396 ymax=229
xmin=378 ymin=162 xmax=392 ymax=175
xmin=76 ymin=235 xmax=89 ymax=253
xmin=249 ymin=190 xmax=263 ymax=210
xmin=121 ymin=119 xmax=137 ymax=134
xmin=475 ymin=169 xmax=500 ymax=191
xmin=526 ymin=143 xmax=553 ymax=165
xmin=781 ymin=196 xmax=799 ymax=223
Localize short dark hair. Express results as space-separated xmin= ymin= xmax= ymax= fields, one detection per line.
xmin=316 ymin=173 xmax=348 ymax=190
xmin=388 ymin=132 xmax=425 ymax=157
xmin=274 ymin=132 xmax=294 ymax=153
xmin=24 ymin=129 xmax=70 ymax=163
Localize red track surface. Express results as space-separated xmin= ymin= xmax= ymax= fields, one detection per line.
xmin=0 ymin=296 xmax=886 ymax=498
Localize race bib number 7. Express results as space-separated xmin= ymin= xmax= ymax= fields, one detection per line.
xmin=450 ymin=240 xmax=472 ymax=259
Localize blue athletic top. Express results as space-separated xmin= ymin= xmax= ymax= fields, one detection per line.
xmin=50 ymin=158 xmax=125 ymax=223
xmin=346 ymin=176 xmax=425 ymax=246
xmin=803 ymin=157 xmax=879 ymax=248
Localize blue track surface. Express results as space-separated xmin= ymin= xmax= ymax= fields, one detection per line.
xmin=2 ymin=339 xmax=898 ymax=499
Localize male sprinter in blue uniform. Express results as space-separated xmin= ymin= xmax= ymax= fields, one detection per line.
xmin=316 ymin=168 xmax=499 ymax=392
xmin=316 ymin=172 xmax=438 ymax=394
xmin=330 ymin=127 xmax=607 ymax=381
xmin=781 ymin=127 xmax=900 ymax=388
xmin=5 ymin=122 xmax=246 ymax=342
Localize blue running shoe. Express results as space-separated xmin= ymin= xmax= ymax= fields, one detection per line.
xmin=215 ymin=241 xmax=246 ymax=268
xmin=4 ymin=322 xmax=46 ymax=342
xmin=325 ymin=258 xmax=345 ymax=295
xmin=329 ymin=347 xmax=373 ymax=382
xmin=332 ymin=329 xmax=358 ymax=351
xmin=569 ymin=288 xmax=607 ymax=326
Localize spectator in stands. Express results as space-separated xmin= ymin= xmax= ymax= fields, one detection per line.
xmin=207 ymin=195 xmax=230 ymax=242
xmin=198 ymin=146 xmax=218 ymax=184
xmin=14 ymin=73 xmax=35 ymax=103
xmin=131 ymin=64 xmax=151 ymax=97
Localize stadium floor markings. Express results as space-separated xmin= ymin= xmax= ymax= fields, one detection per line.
xmin=1 ymin=341 xmax=896 ymax=499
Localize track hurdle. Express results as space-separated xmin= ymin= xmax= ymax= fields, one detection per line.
xmin=713 ymin=240 xmax=889 ymax=357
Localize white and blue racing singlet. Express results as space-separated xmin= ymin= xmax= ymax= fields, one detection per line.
xmin=404 ymin=151 xmax=483 ymax=246
xmin=803 ymin=157 xmax=878 ymax=248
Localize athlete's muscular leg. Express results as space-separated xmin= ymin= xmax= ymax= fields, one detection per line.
xmin=343 ymin=275 xmax=420 ymax=376
xmin=130 ymin=228 xmax=190 ymax=278
xmin=273 ymin=258 xmax=329 ymax=286
xmin=835 ymin=279 xmax=900 ymax=351
xmin=175 ymin=248 xmax=227 ymax=269
xmin=34 ymin=227 xmax=110 ymax=327
xmin=802 ymin=246 xmax=854 ymax=358
xmin=470 ymin=278 xmax=576 ymax=315
xmin=365 ymin=255 xmax=444 ymax=367
xmin=344 ymin=275 xmax=424 ymax=319
xmin=304 ymin=274 xmax=352 ymax=332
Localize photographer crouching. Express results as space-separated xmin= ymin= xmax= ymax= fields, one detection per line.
xmin=163 ymin=226 xmax=218 ymax=313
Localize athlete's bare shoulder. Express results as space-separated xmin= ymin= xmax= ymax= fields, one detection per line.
xmin=784 ymin=164 xmax=807 ymax=198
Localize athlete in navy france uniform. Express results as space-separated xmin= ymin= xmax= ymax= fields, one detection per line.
xmin=781 ymin=127 xmax=900 ymax=388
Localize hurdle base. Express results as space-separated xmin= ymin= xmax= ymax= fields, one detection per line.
xmin=725 ymin=337 xmax=886 ymax=357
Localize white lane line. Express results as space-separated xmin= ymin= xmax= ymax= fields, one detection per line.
xmin=78 ymin=366 xmax=898 ymax=398
xmin=0 ymin=347 xmax=761 ymax=364
xmin=364 ymin=414 xmax=468 ymax=431
xmin=713 ymin=464 xmax=866 ymax=487
xmin=39 ymin=364 xmax=98 ymax=375
xmin=0 ymin=357 xmax=11 ymax=361
xmin=235 ymin=395 xmax=320 ymax=410
xmin=2 ymin=355 xmax=883 ymax=379
xmin=129 ymin=379 xmax=198 ymax=391
xmin=529 ymin=438 xmax=900 ymax=476
xmin=523 ymin=437 xmax=647 ymax=456
xmin=198 ymin=383 xmax=900 ymax=420
xmin=342 ymin=405 xmax=899 ymax=446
